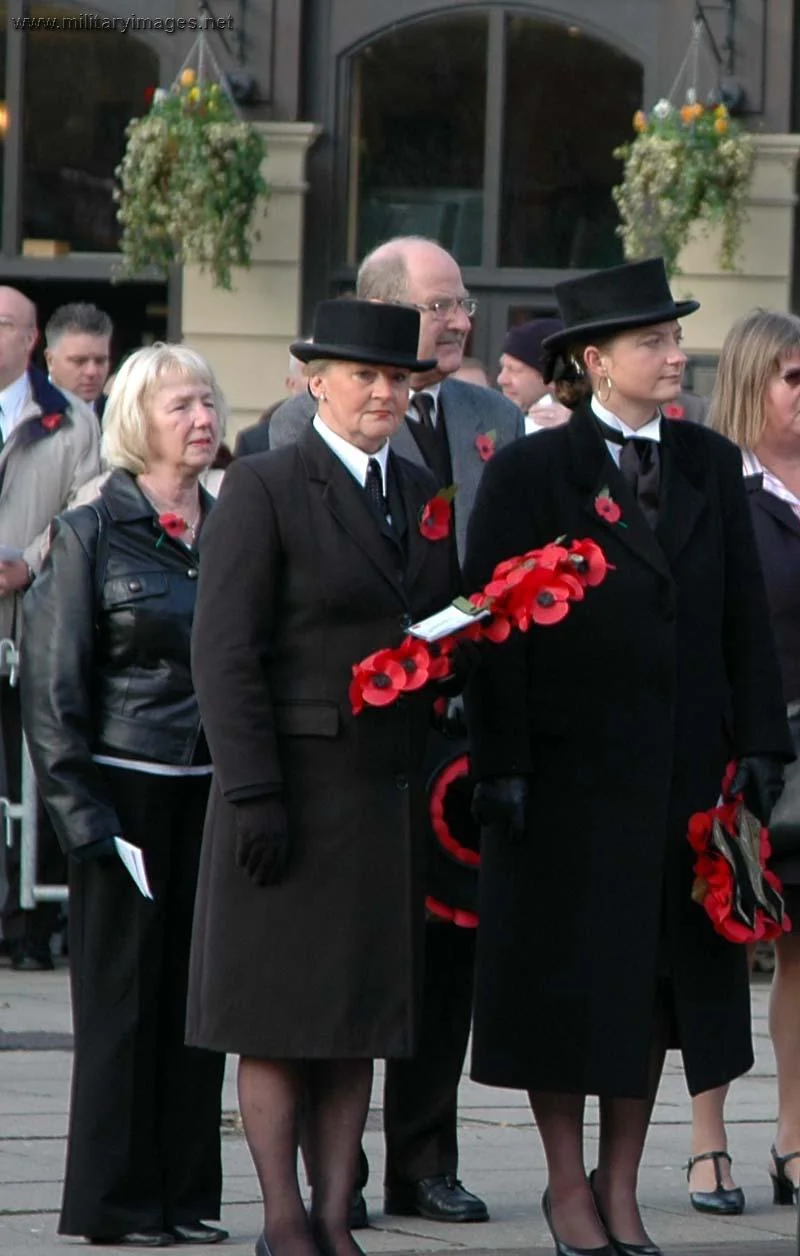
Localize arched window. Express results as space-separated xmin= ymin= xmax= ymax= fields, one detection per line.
xmin=346 ymin=9 xmax=642 ymax=272
xmin=22 ymin=6 xmax=159 ymax=250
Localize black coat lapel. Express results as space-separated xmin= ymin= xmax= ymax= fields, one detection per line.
xmin=656 ymin=419 xmax=706 ymax=563
xmin=568 ymin=405 xmax=671 ymax=581
xmin=747 ymin=476 xmax=800 ymax=542
xmin=299 ymin=426 xmax=408 ymax=603
xmin=393 ymin=454 xmax=435 ymax=591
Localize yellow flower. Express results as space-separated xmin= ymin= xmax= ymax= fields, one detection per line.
xmin=180 ymin=68 xmax=196 ymax=88
xmin=188 ymin=86 xmax=201 ymax=103
xmin=714 ymin=117 xmax=728 ymax=135
xmin=633 ymin=110 xmax=648 ymax=133
xmin=714 ymin=103 xmax=729 ymax=119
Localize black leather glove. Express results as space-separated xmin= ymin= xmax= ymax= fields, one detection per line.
xmin=471 ymin=775 xmax=528 ymax=841
xmin=234 ymin=795 xmax=290 ymax=886
xmin=436 ymin=639 xmax=483 ymax=697
xmin=729 ymin=755 xmax=786 ymax=826
xmin=71 ymin=836 xmax=116 ymax=863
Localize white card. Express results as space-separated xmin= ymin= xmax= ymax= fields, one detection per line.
xmin=408 ymin=599 xmax=490 ymax=643
xmin=114 ymin=837 xmax=154 ymax=900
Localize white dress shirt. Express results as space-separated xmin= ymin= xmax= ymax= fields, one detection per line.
xmin=0 ymin=372 xmax=31 ymax=442
xmin=408 ymin=382 xmax=442 ymax=428
xmin=313 ymin=414 xmax=390 ymax=494
xmin=591 ymin=396 xmax=661 ymax=468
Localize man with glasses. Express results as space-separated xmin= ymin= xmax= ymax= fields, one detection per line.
xmin=270 ymin=239 xmax=524 ymax=1227
xmin=0 ymin=287 xmax=100 ymax=971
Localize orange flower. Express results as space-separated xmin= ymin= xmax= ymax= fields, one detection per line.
xmin=180 ymin=68 xmax=196 ymax=88
xmin=681 ymin=102 xmax=703 ymax=124
xmin=633 ymin=110 xmax=648 ymax=133
xmin=714 ymin=117 xmax=728 ymax=135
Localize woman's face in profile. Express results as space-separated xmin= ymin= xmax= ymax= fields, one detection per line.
xmin=595 ymin=321 xmax=687 ymax=408
xmin=762 ymin=352 xmax=800 ymax=452
xmin=145 ymin=371 xmax=220 ymax=474
xmin=312 ymin=360 xmax=410 ymax=453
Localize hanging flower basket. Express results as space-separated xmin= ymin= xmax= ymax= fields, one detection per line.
xmin=114 ymin=64 xmax=268 ymax=290
xmin=612 ymin=94 xmax=754 ymax=276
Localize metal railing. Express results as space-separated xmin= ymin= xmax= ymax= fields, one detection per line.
xmin=0 ymin=637 xmax=68 ymax=909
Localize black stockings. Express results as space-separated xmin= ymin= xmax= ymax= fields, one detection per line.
xmin=238 ymin=1057 xmax=372 ymax=1256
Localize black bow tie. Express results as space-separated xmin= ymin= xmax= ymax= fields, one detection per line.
xmin=595 ymin=418 xmax=661 ymax=528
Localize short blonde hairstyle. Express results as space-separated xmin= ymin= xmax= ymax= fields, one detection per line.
xmin=101 ymin=342 xmax=228 ymax=474
xmin=709 ymin=309 xmax=800 ymax=449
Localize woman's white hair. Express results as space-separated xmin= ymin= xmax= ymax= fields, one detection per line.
xmin=101 ymin=342 xmax=228 ymax=474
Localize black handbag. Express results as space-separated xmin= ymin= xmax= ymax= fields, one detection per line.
xmin=768 ymin=704 xmax=800 ymax=858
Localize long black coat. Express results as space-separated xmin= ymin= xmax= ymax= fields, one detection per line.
xmin=464 ymin=404 xmax=791 ymax=1098
xmin=186 ymin=426 xmax=457 ymax=1059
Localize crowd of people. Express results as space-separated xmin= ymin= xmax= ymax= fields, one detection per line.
xmin=1 ymin=238 xmax=799 ymax=1256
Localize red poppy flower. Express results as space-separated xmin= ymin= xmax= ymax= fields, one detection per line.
xmin=475 ymin=431 xmax=496 ymax=462
xmin=530 ymin=584 xmax=571 ymax=626
xmin=662 ymin=402 xmax=685 ymax=419
xmin=419 ymin=495 xmax=452 ymax=541
xmin=158 ymin=512 xmax=188 ymax=538
xmin=595 ymin=494 xmax=621 ymax=524
xmin=479 ymin=612 xmax=512 ymax=643
xmin=348 ymin=649 xmax=407 ymax=715
xmin=40 ymin=412 xmax=62 ymax=432
xmin=567 ymin=538 xmax=609 ymax=588
xmin=392 ymin=636 xmax=432 ymax=692
xmin=427 ymin=635 xmax=457 ymax=680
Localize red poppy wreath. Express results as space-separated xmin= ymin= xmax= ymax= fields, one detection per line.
xmin=348 ymin=536 xmax=611 ymax=714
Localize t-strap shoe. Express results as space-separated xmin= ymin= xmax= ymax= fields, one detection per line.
xmin=770 ymin=1144 xmax=800 ymax=1205
xmin=686 ymin=1150 xmax=745 ymax=1215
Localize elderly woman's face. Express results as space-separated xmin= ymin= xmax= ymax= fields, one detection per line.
xmin=762 ymin=351 xmax=800 ymax=453
xmin=312 ymin=361 xmax=410 ymax=453
xmin=146 ymin=372 xmax=219 ymax=473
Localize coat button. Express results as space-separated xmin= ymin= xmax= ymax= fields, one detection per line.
xmin=127 ymin=579 xmax=141 ymax=592
xmin=187 ymin=568 xmax=198 ymax=580
xmin=400 ymin=613 xmax=413 ymax=629
xmin=395 ymin=774 xmax=409 ymax=791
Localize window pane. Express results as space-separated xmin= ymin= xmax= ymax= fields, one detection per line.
xmin=349 ymin=13 xmax=487 ymax=266
xmin=23 ymin=9 xmax=159 ymax=251
xmin=501 ymin=16 xmax=642 ymax=269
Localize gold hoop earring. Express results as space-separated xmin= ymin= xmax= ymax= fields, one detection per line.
xmin=597 ymin=374 xmax=613 ymax=405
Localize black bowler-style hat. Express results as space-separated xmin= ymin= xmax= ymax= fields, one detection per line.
xmin=291 ymin=299 xmax=437 ymax=373
xmin=541 ymin=258 xmax=700 ymax=360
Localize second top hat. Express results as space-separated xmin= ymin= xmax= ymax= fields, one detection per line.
xmin=291 ymin=299 xmax=437 ymax=373
xmin=541 ymin=258 xmax=699 ymax=360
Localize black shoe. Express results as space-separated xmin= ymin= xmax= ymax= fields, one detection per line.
xmin=89 ymin=1231 xmax=175 ymax=1247
xmin=541 ymin=1189 xmax=614 ymax=1256
xmin=384 ymin=1174 xmax=489 ymax=1222
xmin=686 ymin=1150 xmax=745 ymax=1215
xmin=349 ymin=1186 xmax=368 ymax=1229
xmin=169 ymin=1221 xmax=228 ymax=1244
xmin=254 ymin=1236 xmax=270 ymax=1256
xmin=10 ymin=940 xmax=54 ymax=971
xmin=770 ymin=1143 xmax=800 ymax=1205
xmin=588 ymin=1172 xmax=662 ymax=1256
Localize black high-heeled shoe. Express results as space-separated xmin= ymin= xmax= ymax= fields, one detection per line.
xmin=254 ymin=1235 xmax=271 ymax=1256
xmin=685 ymin=1150 xmax=744 ymax=1216
xmin=770 ymin=1144 xmax=800 ymax=1205
xmin=588 ymin=1171 xmax=662 ymax=1256
xmin=541 ymin=1188 xmax=614 ymax=1256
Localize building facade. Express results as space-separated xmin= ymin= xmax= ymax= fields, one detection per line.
xmin=1 ymin=0 xmax=799 ymax=429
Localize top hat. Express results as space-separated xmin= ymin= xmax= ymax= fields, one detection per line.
xmin=541 ymin=259 xmax=699 ymax=361
xmin=503 ymin=318 xmax=564 ymax=375
xmin=291 ymin=299 xmax=437 ymax=373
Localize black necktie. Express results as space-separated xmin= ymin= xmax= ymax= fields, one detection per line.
xmin=412 ymin=392 xmax=435 ymax=430
xmin=365 ymin=457 xmax=390 ymax=522
xmin=596 ymin=418 xmax=661 ymax=528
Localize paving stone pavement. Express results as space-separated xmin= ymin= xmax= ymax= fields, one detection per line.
xmin=0 ymin=960 xmax=797 ymax=1255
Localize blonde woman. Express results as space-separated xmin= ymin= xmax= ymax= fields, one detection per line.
xmin=21 ymin=345 xmax=228 ymax=1247
xmin=687 ymin=311 xmax=800 ymax=1216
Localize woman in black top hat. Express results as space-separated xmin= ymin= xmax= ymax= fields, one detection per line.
xmin=186 ymin=299 xmax=458 ymax=1256
xmin=464 ymin=258 xmax=790 ymax=1256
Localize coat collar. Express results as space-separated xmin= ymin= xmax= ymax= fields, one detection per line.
xmin=2 ymin=368 xmax=73 ymax=458
xmin=746 ymin=472 xmax=800 ymax=541
xmin=100 ymin=468 xmax=214 ymax=553
xmin=298 ymin=423 xmax=430 ymax=604
xmin=567 ymin=402 xmax=705 ymax=580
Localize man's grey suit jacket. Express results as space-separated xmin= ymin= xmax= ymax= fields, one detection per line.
xmin=268 ymin=381 xmax=525 ymax=563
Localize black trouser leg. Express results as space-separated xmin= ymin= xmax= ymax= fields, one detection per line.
xmin=59 ymin=770 xmax=223 ymax=1237
xmin=382 ymin=923 xmax=476 ymax=1186
xmin=0 ymin=679 xmax=64 ymax=947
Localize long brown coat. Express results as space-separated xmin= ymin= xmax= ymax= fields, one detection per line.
xmin=186 ymin=425 xmax=457 ymax=1059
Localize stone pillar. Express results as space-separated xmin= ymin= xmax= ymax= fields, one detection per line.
xmin=181 ymin=121 xmax=321 ymax=442
xmin=676 ymin=134 xmax=800 ymax=358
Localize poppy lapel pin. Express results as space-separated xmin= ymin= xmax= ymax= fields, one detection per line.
xmin=40 ymin=412 xmax=63 ymax=433
xmin=475 ymin=429 xmax=496 ymax=462
xmin=419 ymin=485 xmax=456 ymax=541
xmin=594 ymin=487 xmax=624 ymax=525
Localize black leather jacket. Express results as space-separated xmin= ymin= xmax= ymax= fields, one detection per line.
xmin=20 ymin=469 xmax=213 ymax=854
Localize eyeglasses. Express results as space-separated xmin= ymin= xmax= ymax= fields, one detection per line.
xmin=780 ymin=367 xmax=800 ymax=388
xmin=409 ymin=297 xmax=478 ymax=320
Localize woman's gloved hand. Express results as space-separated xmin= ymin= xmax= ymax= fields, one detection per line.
xmin=234 ymin=795 xmax=290 ymax=885
xmin=729 ymin=755 xmax=786 ymax=826
xmin=471 ymin=776 xmax=528 ymax=841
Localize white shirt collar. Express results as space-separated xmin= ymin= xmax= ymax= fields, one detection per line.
xmin=591 ymin=395 xmax=661 ymax=442
xmin=409 ymin=381 xmax=442 ymax=426
xmin=0 ymin=371 xmax=31 ymax=439
xmin=312 ymin=414 xmax=391 ymax=492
